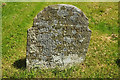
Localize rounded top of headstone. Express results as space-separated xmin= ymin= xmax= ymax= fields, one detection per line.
xmin=34 ymin=4 xmax=89 ymax=27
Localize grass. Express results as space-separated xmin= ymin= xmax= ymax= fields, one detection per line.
xmin=2 ymin=2 xmax=119 ymax=78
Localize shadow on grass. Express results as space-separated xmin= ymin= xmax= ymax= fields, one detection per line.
xmin=116 ymin=58 xmax=120 ymax=67
xmin=13 ymin=58 xmax=26 ymax=70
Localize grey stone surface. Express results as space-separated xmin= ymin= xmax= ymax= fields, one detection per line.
xmin=26 ymin=4 xmax=91 ymax=70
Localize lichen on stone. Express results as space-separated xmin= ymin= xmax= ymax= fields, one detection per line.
xmin=26 ymin=4 xmax=91 ymax=70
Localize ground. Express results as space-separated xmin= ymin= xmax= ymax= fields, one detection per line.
xmin=2 ymin=2 xmax=119 ymax=78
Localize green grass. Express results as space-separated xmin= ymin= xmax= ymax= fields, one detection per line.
xmin=2 ymin=2 xmax=119 ymax=78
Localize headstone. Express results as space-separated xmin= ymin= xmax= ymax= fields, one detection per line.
xmin=26 ymin=4 xmax=91 ymax=70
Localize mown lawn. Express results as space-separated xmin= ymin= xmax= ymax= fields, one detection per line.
xmin=2 ymin=2 xmax=119 ymax=78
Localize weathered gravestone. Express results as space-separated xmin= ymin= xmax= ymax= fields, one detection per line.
xmin=26 ymin=4 xmax=91 ymax=70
